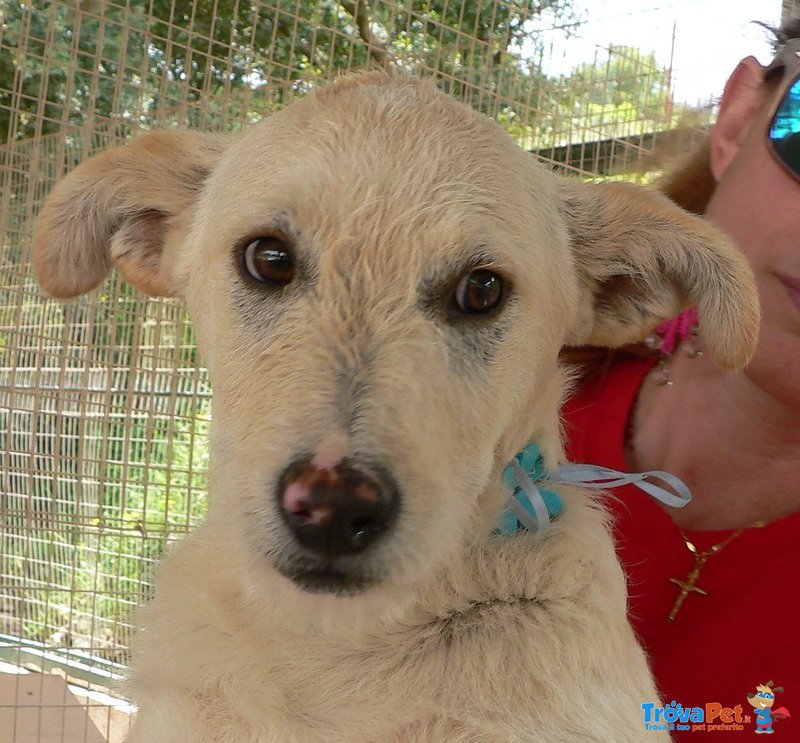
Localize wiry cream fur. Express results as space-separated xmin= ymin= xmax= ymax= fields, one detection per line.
xmin=31 ymin=72 xmax=760 ymax=742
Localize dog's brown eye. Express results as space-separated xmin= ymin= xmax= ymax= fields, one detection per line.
xmin=243 ymin=237 xmax=295 ymax=285
xmin=454 ymin=269 xmax=503 ymax=314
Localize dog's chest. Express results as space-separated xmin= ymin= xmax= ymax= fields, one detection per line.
xmin=223 ymin=597 xmax=550 ymax=741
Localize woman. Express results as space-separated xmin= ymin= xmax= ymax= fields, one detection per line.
xmin=563 ymin=19 xmax=800 ymax=739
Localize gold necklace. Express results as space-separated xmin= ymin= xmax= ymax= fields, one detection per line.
xmin=667 ymin=521 xmax=766 ymax=623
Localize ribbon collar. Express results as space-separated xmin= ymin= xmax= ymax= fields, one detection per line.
xmin=496 ymin=442 xmax=692 ymax=536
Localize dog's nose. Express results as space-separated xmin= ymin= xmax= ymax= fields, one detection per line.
xmin=278 ymin=457 xmax=399 ymax=556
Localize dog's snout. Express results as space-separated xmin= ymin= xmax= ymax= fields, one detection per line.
xmin=278 ymin=457 xmax=399 ymax=556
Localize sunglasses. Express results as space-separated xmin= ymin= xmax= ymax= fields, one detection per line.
xmin=766 ymin=39 xmax=800 ymax=182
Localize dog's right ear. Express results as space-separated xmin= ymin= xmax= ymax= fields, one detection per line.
xmin=560 ymin=179 xmax=760 ymax=371
xmin=33 ymin=130 xmax=227 ymax=299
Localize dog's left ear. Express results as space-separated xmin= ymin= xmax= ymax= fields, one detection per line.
xmin=33 ymin=130 xmax=227 ymax=299
xmin=561 ymin=179 xmax=760 ymax=370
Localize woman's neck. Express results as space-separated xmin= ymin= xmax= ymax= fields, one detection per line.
xmin=626 ymin=348 xmax=800 ymax=531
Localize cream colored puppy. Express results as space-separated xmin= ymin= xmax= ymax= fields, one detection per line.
xmin=33 ymin=73 xmax=759 ymax=742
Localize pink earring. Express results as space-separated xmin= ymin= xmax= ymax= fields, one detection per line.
xmin=645 ymin=307 xmax=702 ymax=385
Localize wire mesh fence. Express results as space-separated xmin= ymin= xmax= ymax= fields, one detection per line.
xmin=0 ymin=0 xmax=725 ymax=740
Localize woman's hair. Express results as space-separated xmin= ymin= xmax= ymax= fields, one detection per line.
xmin=767 ymin=16 xmax=800 ymax=47
xmin=561 ymin=17 xmax=800 ymax=377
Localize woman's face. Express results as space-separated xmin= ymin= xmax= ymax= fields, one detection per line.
xmin=705 ymin=56 xmax=800 ymax=410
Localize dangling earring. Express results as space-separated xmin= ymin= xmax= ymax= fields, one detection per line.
xmin=644 ymin=306 xmax=702 ymax=386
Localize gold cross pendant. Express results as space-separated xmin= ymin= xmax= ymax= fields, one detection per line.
xmin=667 ymin=523 xmax=764 ymax=623
xmin=667 ymin=550 xmax=709 ymax=623
xmin=667 ymin=566 xmax=708 ymax=622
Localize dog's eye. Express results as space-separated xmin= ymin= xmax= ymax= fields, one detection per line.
xmin=242 ymin=237 xmax=295 ymax=285
xmin=454 ymin=269 xmax=504 ymax=314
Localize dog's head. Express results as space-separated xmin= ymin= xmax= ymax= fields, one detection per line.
xmin=33 ymin=74 xmax=758 ymax=605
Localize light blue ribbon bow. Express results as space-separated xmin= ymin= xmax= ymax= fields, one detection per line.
xmin=496 ymin=442 xmax=692 ymax=536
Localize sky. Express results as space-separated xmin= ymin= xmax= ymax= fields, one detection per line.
xmin=529 ymin=0 xmax=786 ymax=105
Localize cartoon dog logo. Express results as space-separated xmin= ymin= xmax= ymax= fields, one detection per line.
xmin=747 ymin=681 xmax=791 ymax=734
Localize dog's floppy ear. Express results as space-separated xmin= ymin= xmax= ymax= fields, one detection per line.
xmin=33 ymin=130 xmax=226 ymax=299
xmin=561 ymin=180 xmax=760 ymax=370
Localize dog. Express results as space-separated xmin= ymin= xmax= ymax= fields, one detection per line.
xmin=32 ymin=73 xmax=759 ymax=742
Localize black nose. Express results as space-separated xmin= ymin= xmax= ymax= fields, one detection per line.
xmin=277 ymin=457 xmax=399 ymax=557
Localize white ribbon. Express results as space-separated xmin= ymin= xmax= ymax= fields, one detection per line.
xmin=499 ymin=449 xmax=693 ymax=536
xmin=550 ymin=464 xmax=692 ymax=509
xmin=508 ymin=459 xmax=551 ymax=531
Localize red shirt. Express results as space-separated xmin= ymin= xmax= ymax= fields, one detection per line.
xmin=563 ymin=358 xmax=799 ymax=740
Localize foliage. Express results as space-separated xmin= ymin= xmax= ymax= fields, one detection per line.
xmin=0 ymin=1 xmax=149 ymax=140
xmin=567 ymin=45 xmax=669 ymax=110
xmin=1 ymin=0 xmax=580 ymax=141
xmin=1 ymin=409 xmax=209 ymax=657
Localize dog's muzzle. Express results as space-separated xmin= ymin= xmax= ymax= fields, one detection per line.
xmin=277 ymin=456 xmax=400 ymax=564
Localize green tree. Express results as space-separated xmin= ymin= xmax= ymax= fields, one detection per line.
xmin=532 ymin=44 xmax=677 ymax=149
xmin=567 ymin=45 xmax=670 ymax=114
xmin=1 ymin=0 xmax=578 ymax=142
xmin=0 ymin=1 xmax=149 ymax=141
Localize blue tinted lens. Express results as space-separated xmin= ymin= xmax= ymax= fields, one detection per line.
xmin=769 ymin=76 xmax=800 ymax=177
